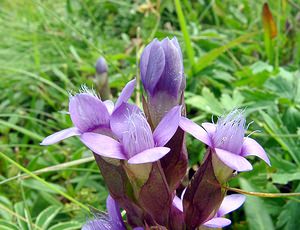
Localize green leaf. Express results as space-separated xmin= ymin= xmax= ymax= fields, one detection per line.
xmin=195 ymin=32 xmax=257 ymax=72
xmin=185 ymin=87 xmax=223 ymax=116
xmin=271 ymin=171 xmax=300 ymax=184
xmin=48 ymin=221 xmax=82 ymax=230
xmin=0 ymin=196 xmax=13 ymax=221
xmin=35 ymin=205 xmax=62 ymax=229
xmin=282 ymin=106 xmax=300 ymax=133
xmin=14 ymin=202 xmax=28 ymax=230
xmin=259 ymin=110 xmax=300 ymax=165
xmin=276 ymin=183 xmax=300 ymax=229
xmin=0 ymin=219 xmax=19 ymax=230
xmin=239 ymin=178 xmax=275 ymax=230
xmin=22 ymin=179 xmax=67 ymax=194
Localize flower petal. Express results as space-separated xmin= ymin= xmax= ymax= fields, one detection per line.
xmin=140 ymin=39 xmax=165 ymax=96
xmin=179 ymin=117 xmax=211 ymax=146
xmin=80 ymin=132 xmax=126 ymax=160
xmin=69 ymin=93 xmax=109 ymax=132
xmin=217 ymin=194 xmax=246 ymax=217
xmin=241 ymin=137 xmax=271 ymax=166
xmin=106 ymin=195 xmax=126 ymax=230
xmin=103 ymin=100 xmax=114 ymax=115
xmin=203 ymin=217 xmax=231 ymax=228
xmin=111 ymin=103 xmax=154 ymax=158
xmin=115 ymin=79 xmax=136 ymax=109
xmin=201 ymin=122 xmax=216 ymax=137
xmin=172 ymin=196 xmax=183 ymax=212
xmin=153 ymin=106 xmax=181 ymax=147
xmin=40 ymin=127 xmax=80 ymax=145
xmin=215 ymin=148 xmax=253 ymax=172
xmin=127 ymin=147 xmax=170 ymax=164
xmin=157 ymin=38 xmax=183 ymax=97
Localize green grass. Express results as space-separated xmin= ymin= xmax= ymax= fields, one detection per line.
xmin=0 ymin=0 xmax=300 ymax=229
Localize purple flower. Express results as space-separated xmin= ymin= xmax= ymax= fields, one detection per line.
xmin=40 ymin=79 xmax=136 ymax=146
xmin=172 ymin=193 xmax=246 ymax=228
xmin=80 ymin=103 xmax=182 ymax=164
xmin=82 ymin=195 xmax=126 ymax=230
xmin=82 ymin=195 xmax=145 ymax=230
xmin=96 ymin=57 xmax=108 ymax=75
xmin=140 ymin=37 xmax=184 ymax=100
xmin=179 ymin=109 xmax=271 ymax=172
xmin=201 ymin=194 xmax=246 ymax=228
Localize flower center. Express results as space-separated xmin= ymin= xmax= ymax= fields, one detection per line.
xmin=213 ymin=110 xmax=246 ymax=154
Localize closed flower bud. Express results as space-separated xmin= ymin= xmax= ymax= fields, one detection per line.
xmin=140 ymin=37 xmax=185 ymax=126
xmin=95 ymin=57 xmax=108 ymax=75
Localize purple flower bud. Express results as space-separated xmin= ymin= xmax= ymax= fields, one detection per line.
xmin=140 ymin=37 xmax=185 ymax=101
xmin=140 ymin=37 xmax=185 ymax=124
xmin=95 ymin=57 xmax=108 ymax=75
xmin=140 ymin=37 xmax=187 ymax=191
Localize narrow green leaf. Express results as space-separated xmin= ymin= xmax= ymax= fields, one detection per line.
xmin=174 ymin=0 xmax=195 ymax=68
xmin=0 ymin=151 xmax=89 ymax=212
xmin=195 ymin=32 xmax=257 ymax=72
xmin=14 ymin=202 xmax=28 ymax=230
xmin=0 ymin=219 xmax=19 ymax=230
xmin=35 ymin=206 xmax=62 ymax=229
xmin=48 ymin=221 xmax=82 ymax=230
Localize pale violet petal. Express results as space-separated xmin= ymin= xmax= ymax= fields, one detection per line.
xmin=80 ymin=132 xmax=126 ymax=160
xmin=153 ymin=106 xmax=181 ymax=147
xmin=115 ymin=79 xmax=136 ymax=109
xmin=215 ymin=148 xmax=253 ymax=172
xmin=69 ymin=93 xmax=109 ymax=132
xmin=172 ymin=196 xmax=183 ymax=212
xmin=179 ymin=117 xmax=211 ymax=146
xmin=106 ymin=195 xmax=126 ymax=230
xmin=103 ymin=100 xmax=114 ymax=115
xmin=40 ymin=127 xmax=80 ymax=145
xmin=201 ymin=122 xmax=216 ymax=137
xmin=111 ymin=103 xmax=154 ymax=158
xmin=217 ymin=194 xmax=246 ymax=217
xmin=241 ymin=137 xmax=271 ymax=166
xmin=203 ymin=217 xmax=231 ymax=228
xmin=127 ymin=147 xmax=170 ymax=164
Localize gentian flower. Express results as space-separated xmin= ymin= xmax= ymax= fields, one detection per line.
xmin=173 ymin=193 xmax=246 ymax=229
xmin=80 ymin=103 xmax=182 ymax=164
xmin=82 ymin=195 xmax=133 ymax=230
xmin=179 ymin=109 xmax=271 ymax=172
xmin=140 ymin=37 xmax=185 ymax=126
xmin=40 ymin=79 xmax=136 ymax=146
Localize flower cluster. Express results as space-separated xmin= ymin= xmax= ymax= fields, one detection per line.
xmin=42 ymin=37 xmax=270 ymax=230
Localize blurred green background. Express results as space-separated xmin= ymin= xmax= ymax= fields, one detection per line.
xmin=0 ymin=0 xmax=299 ymax=229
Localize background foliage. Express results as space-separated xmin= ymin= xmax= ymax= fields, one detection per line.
xmin=0 ymin=0 xmax=299 ymax=229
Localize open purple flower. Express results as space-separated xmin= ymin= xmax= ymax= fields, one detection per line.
xmin=179 ymin=109 xmax=270 ymax=172
xmin=82 ymin=195 xmax=126 ymax=230
xmin=40 ymin=79 xmax=136 ymax=146
xmin=82 ymin=195 xmax=144 ymax=230
xmin=80 ymin=103 xmax=182 ymax=164
xmin=173 ymin=193 xmax=246 ymax=228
